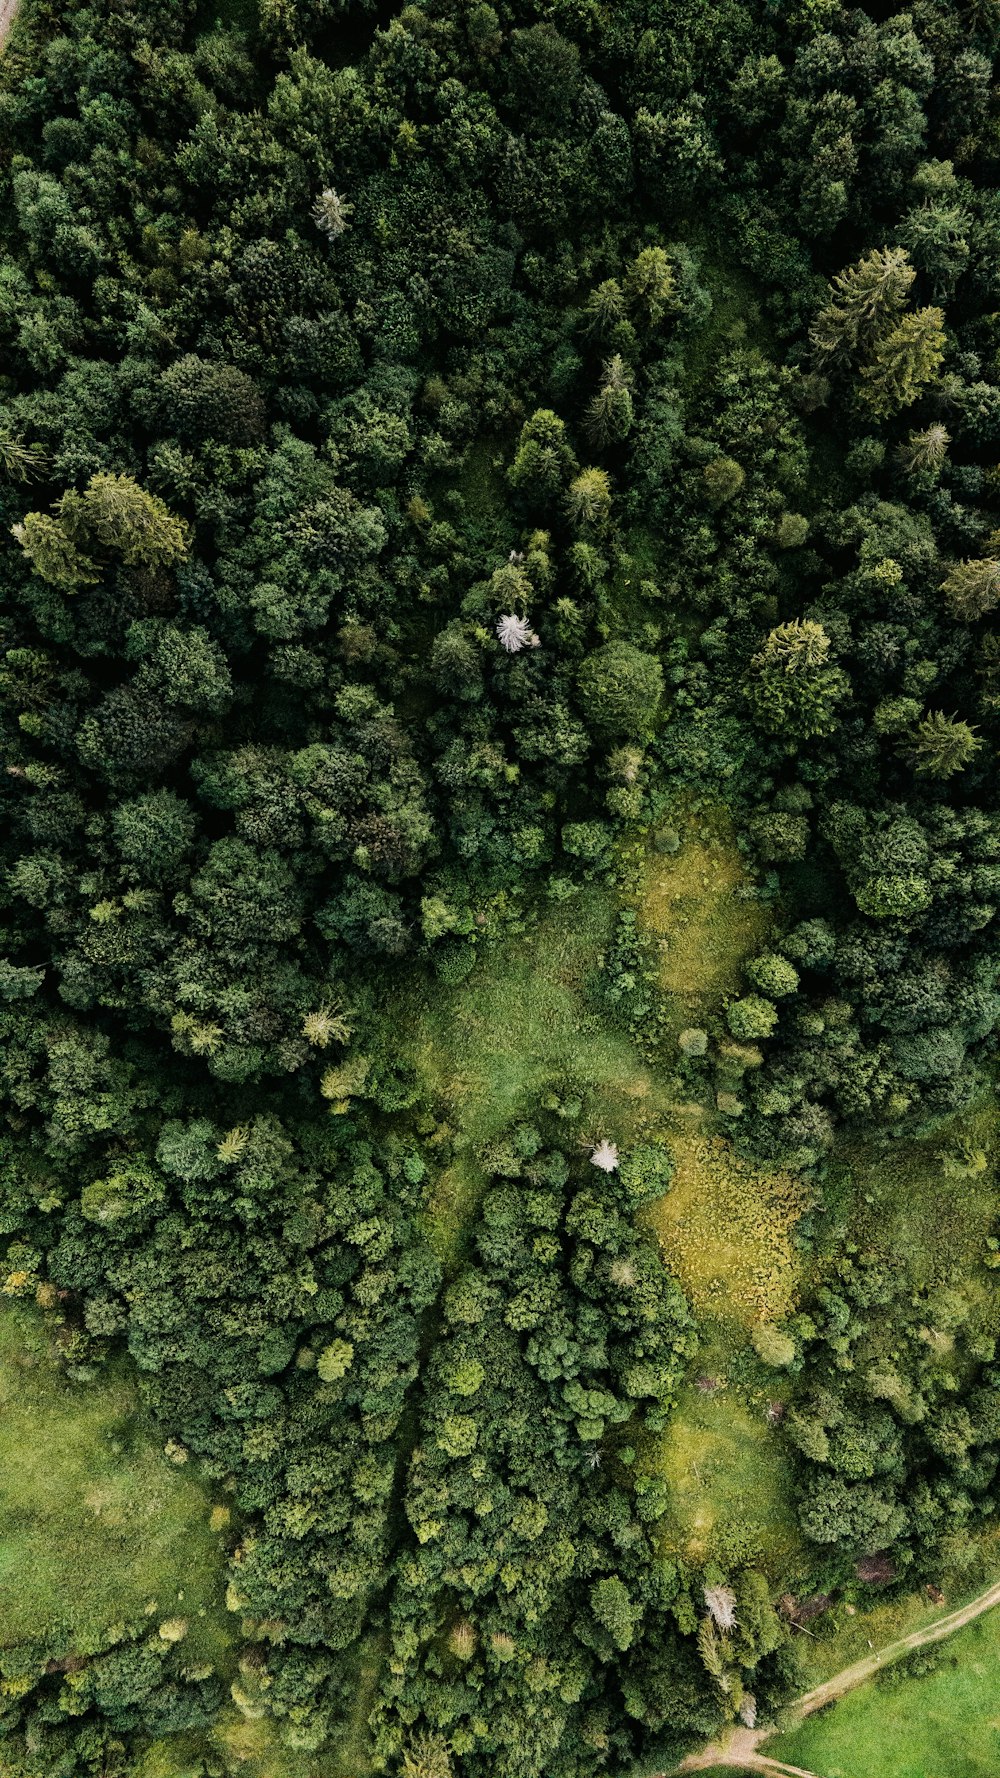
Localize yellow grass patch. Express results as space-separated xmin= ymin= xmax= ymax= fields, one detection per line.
xmin=639 ymin=806 xmax=770 ymax=1013
xmin=644 ymin=1130 xmax=807 ymax=1325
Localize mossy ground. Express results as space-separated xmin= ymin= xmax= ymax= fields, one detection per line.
xmin=644 ymin=1131 xmax=806 ymax=1325
xmin=0 ymin=1304 xmax=231 ymax=1664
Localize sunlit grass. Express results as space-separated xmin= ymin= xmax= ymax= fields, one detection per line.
xmin=648 ymin=1332 xmax=803 ymax=1575
xmin=0 ymin=1305 xmax=231 ymax=1664
xmin=404 ymin=888 xmax=672 ymax=1153
xmin=644 ymin=1129 xmax=807 ymax=1326
xmin=638 ymin=806 xmax=771 ymax=1025
xmin=773 ymin=1603 xmax=1000 ymax=1778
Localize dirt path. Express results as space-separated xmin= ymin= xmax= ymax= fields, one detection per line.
xmin=0 ymin=0 xmax=18 ymax=49
xmin=671 ymin=1573 xmax=1000 ymax=1775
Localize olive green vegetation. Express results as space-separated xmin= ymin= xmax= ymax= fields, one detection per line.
xmin=646 ymin=1325 xmax=803 ymax=1577
xmin=828 ymin=1096 xmax=1000 ymax=1309
xmin=638 ymin=805 xmax=772 ymax=1022
xmin=404 ymin=885 xmax=673 ymax=1266
xmin=409 ymin=822 xmax=807 ymax=1582
xmin=0 ymin=1304 xmax=231 ymax=1663
xmin=404 ymin=888 xmax=661 ymax=1150
xmin=774 ymin=1605 xmax=1000 ymax=1778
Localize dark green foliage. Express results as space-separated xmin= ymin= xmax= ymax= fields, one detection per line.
xmin=2 ymin=0 xmax=1000 ymax=1771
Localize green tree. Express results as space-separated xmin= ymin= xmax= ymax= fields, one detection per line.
xmin=859 ymin=306 xmax=945 ymax=417
xmin=577 ymin=641 xmax=663 ymax=736
xmin=11 ymin=509 xmax=97 ymax=587
xmin=590 ymin=1576 xmax=639 ymax=1650
xmin=746 ymin=619 xmax=848 ymax=739
xmin=624 ymin=246 xmax=676 ymax=325
xmin=910 ymin=710 xmax=981 ymax=778
xmin=584 ymin=356 xmax=633 ymax=448
xmin=507 ymin=409 xmax=577 ymax=499
xmin=810 ymin=246 xmax=914 ymax=363
xmin=565 ymin=466 xmax=612 ymax=528
xmin=940 ymin=557 xmax=1000 ymax=621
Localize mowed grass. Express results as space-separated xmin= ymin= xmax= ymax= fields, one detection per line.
xmin=0 ymin=1305 xmax=231 ymax=1663
xmin=773 ymin=1604 xmax=1000 ymax=1778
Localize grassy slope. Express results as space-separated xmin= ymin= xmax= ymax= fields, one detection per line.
xmin=0 ymin=1304 xmax=231 ymax=1664
xmin=633 ymin=807 xmax=807 ymax=1575
xmin=773 ymin=1604 xmax=1000 ymax=1777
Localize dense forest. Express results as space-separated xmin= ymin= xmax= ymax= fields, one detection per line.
xmin=1 ymin=0 xmax=1000 ymax=1774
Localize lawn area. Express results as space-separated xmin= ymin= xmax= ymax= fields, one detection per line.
xmin=773 ymin=1603 xmax=1000 ymax=1778
xmin=0 ymin=1303 xmax=231 ymax=1664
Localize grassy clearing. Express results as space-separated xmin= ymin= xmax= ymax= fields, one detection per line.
xmin=404 ymin=886 xmax=671 ymax=1148
xmin=648 ymin=1324 xmax=803 ymax=1574
xmin=773 ymin=1603 xmax=1000 ymax=1778
xmin=0 ymin=1304 xmax=231 ymax=1663
xmin=644 ymin=1131 xmax=807 ymax=1325
xmin=829 ymin=1096 xmax=1000 ymax=1310
xmin=404 ymin=886 xmax=675 ymax=1266
xmin=631 ymin=809 xmax=812 ymax=1575
xmin=638 ymin=805 xmax=771 ymax=1032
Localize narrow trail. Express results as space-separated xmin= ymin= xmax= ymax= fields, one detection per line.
xmin=0 ymin=0 xmax=17 ymax=48
xmin=670 ymin=1573 xmax=1000 ymax=1776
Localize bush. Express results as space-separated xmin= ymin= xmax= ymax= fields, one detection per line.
xmin=745 ymin=953 xmax=800 ymax=998
xmin=727 ymin=996 xmax=778 ymax=1040
xmin=577 ymin=642 xmax=664 ymax=737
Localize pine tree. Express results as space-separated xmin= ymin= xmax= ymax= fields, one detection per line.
xmin=810 ymin=246 xmax=914 ymax=363
xmin=940 ymin=557 xmax=1000 ymax=621
xmin=584 ymin=356 xmax=634 ymax=447
xmin=11 ymin=510 xmax=98 ymax=588
xmin=565 ymin=467 xmax=612 ymax=528
xmin=898 ymin=423 xmax=950 ymax=476
xmin=910 ymin=711 xmax=981 ymax=777
xmin=624 ymin=246 xmax=676 ymax=325
xmin=859 ymin=305 xmax=946 ymax=417
xmin=312 ymin=186 xmax=352 ymax=238
xmin=747 ymin=619 xmax=848 ymax=740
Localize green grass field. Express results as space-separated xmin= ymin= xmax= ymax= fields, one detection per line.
xmin=647 ymin=1323 xmax=803 ymax=1575
xmin=0 ymin=1304 xmax=231 ymax=1664
xmin=773 ymin=1604 xmax=1000 ymax=1777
